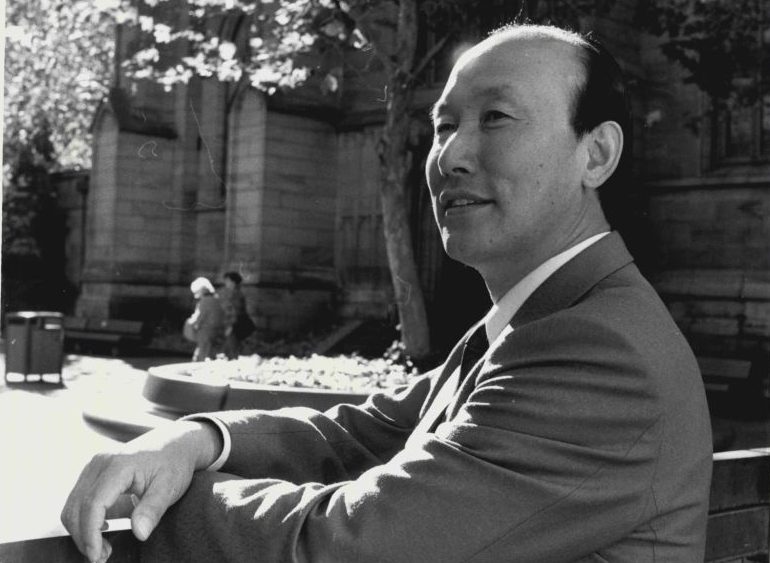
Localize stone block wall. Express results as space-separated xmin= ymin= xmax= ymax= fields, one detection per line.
xmin=334 ymin=127 xmax=393 ymax=319
xmin=261 ymin=111 xmax=337 ymax=274
xmin=648 ymin=181 xmax=770 ymax=353
xmin=633 ymin=9 xmax=770 ymax=357
xmin=77 ymin=80 xmax=224 ymax=324
xmin=222 ymin=90 xmax=339 ymax=333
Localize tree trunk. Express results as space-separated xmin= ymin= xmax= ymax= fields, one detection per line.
xmin=376 ymin=0 xmax=431 ymax=360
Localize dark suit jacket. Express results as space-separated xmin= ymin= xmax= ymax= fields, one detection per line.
xmin=145 ymin=232 xmax=712 ymax=562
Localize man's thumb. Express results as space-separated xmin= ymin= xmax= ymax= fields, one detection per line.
xmin=131 ymin=507 xmax=158 ymax=541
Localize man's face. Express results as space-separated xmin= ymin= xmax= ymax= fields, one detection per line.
xmin=426 ymin=36 xmax=596 ymax=293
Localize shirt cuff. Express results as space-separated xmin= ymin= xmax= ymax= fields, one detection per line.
xmin=179 ymin=414 xmax=232 ymax=472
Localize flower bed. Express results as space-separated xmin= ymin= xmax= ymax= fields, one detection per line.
xmin=173 ymin=354 xmax=415 ymax=392
xmin=142 ymin=353 xmax=418 ymax=416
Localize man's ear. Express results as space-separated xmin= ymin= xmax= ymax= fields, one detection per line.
xmin=582 ymin=120 xmax=623 ymax=190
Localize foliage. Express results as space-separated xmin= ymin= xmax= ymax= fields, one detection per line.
xmin=636 ymin=0 xmax=768 ymax=109
xmin=116 ymin=0 xmax=607 ymax=95
xmin=2 ymin=122 xmax=55 ymax=258
xmin=0 ymin=120 xmax=75 ymax=313
xmin=4 ymin=0 xmax=115 ymax=274
xmin=3 ymin=0 xmax=115 ymax=315
xmin=4 ymin=0 xmax=116 ymax=170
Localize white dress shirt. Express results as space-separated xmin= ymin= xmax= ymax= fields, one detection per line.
xmin=482 ymin=232 xmax=609 ymax=346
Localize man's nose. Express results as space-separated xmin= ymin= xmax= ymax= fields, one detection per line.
xmin=437 ymin=128 xmax=476 ymax=176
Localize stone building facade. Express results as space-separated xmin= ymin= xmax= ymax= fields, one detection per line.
xmin=71 ymin=1 xmax=769 ymax=356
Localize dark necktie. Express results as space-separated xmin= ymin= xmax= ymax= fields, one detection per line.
xmin=413 ymin=323 xmax=489 ymax=436
xmin=460 ymin=324 xmax=489 ymax=381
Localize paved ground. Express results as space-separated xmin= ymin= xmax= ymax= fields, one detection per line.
xmin=0 ymin=345 xmax=767 ymax=545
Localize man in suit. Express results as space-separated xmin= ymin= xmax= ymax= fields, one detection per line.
xmin=62 ymin=24 xmax=712 ymax=562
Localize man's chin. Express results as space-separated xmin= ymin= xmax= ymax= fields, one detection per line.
xmin=442 ymin=239 xmax=484 ymax=268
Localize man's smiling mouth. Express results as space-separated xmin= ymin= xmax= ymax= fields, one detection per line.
xmin=444 ymin=197 xmax=493 ymax=213
xmin=448 ymin=198 xmax=477 ymax=208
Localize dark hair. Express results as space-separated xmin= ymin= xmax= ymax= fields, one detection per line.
xmin=224 ymin=271 xmax=243 ymax=284
xmin=571 ymin=37 xmax=629 ymax=135
xmin=571 ymin=34 xmax=632 ymax=187
xmin=566 ymin=31 xmax=649 ymax=265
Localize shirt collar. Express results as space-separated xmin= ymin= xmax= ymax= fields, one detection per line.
xmin=483 ymin=232 xmax=610 ymax=344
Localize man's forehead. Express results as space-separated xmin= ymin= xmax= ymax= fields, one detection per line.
xmin=432 ymin=38 xmax=580 ymax=113
xmin=458 ymin=34 xmax=581 ymax=76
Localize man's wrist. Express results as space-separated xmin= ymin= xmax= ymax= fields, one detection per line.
xmin=179 ymin=420 xmax=224 ymax=471
xmin=178 ymin=415 xmax=231 ymax=471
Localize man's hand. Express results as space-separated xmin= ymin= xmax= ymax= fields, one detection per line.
xmin=61 ymin=420 xmax=222 ymax=563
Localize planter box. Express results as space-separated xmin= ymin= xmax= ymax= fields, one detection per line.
xmin=83 ymin=361 xmax=370 ymax=442
xmin=143 ymin=362 xmax=370 ymax=414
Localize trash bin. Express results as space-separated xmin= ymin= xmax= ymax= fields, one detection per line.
xmin=4 ymin=311 xmax=64 ymax=384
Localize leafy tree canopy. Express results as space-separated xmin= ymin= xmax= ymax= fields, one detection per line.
xmin=636 ymin=0 xmax=768 ymax=109
xmin=3 ymin=0 xmax=114 ymax=274
xmin=113 ymin=0 xmax=582 ymax=96
xmin=4 ymin=0 xmax=116 ymax=170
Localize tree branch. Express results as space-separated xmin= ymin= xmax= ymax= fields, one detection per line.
xmin=332 ymin=0 xmax=395 ymax=75
xmin=410 ymin=33 xmax=450 ymax=83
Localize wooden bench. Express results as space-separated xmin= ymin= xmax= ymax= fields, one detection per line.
xmin=64 ymin=317 xmax=147 ymax=355
xmin=1 ymin=449 xmax=767 ymax=561
xmin=706 ymin=448 xmax=770 ymax=562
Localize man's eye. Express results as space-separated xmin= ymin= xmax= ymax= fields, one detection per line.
xmin=482 ymin=110 xmax=509 ymax=124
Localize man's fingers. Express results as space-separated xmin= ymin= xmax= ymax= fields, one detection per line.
xmin=95 ymin=538 xmax=112 ymax=563
xmin=81 ymin=501 xmax=108 ymax=562
xmin=130 ymin=472 xmax=186 ymax=541
xmin=105 ymin=493 xmax=135 ymax=519
xmin=76 ymin=459 xmax=134 ymax=560
xmin=61 ymin=456 xmax=109 ymax=556
xmin=61 ymin=423 xmax=204 ymax=557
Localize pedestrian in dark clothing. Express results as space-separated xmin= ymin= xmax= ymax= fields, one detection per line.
xmin=220 ymin=272 xmax=254 ymax=360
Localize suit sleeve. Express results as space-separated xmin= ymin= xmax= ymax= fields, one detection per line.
xmin=208 ymin=369 xmax=435 ymax=482
xmin=143 ymin=315 xmax=665 ymax=563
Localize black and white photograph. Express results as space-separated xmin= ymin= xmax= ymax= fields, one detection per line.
xmin=1 ymin=0 xmax=769 ymax=561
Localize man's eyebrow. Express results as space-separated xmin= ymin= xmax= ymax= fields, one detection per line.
xmin=428 ymin=85 xmax=521 ymax=121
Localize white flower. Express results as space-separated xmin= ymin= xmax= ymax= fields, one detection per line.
xmin=153 ymin=23 xmax=172 ymax=44
xmin=139 ymin=15 xmax=154 ymax=32
xmin=218 ymin=41 xmax=237 ymax=60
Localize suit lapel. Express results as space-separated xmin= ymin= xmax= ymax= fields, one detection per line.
xmin=510 ymin=232 xmax=633 ymax=329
